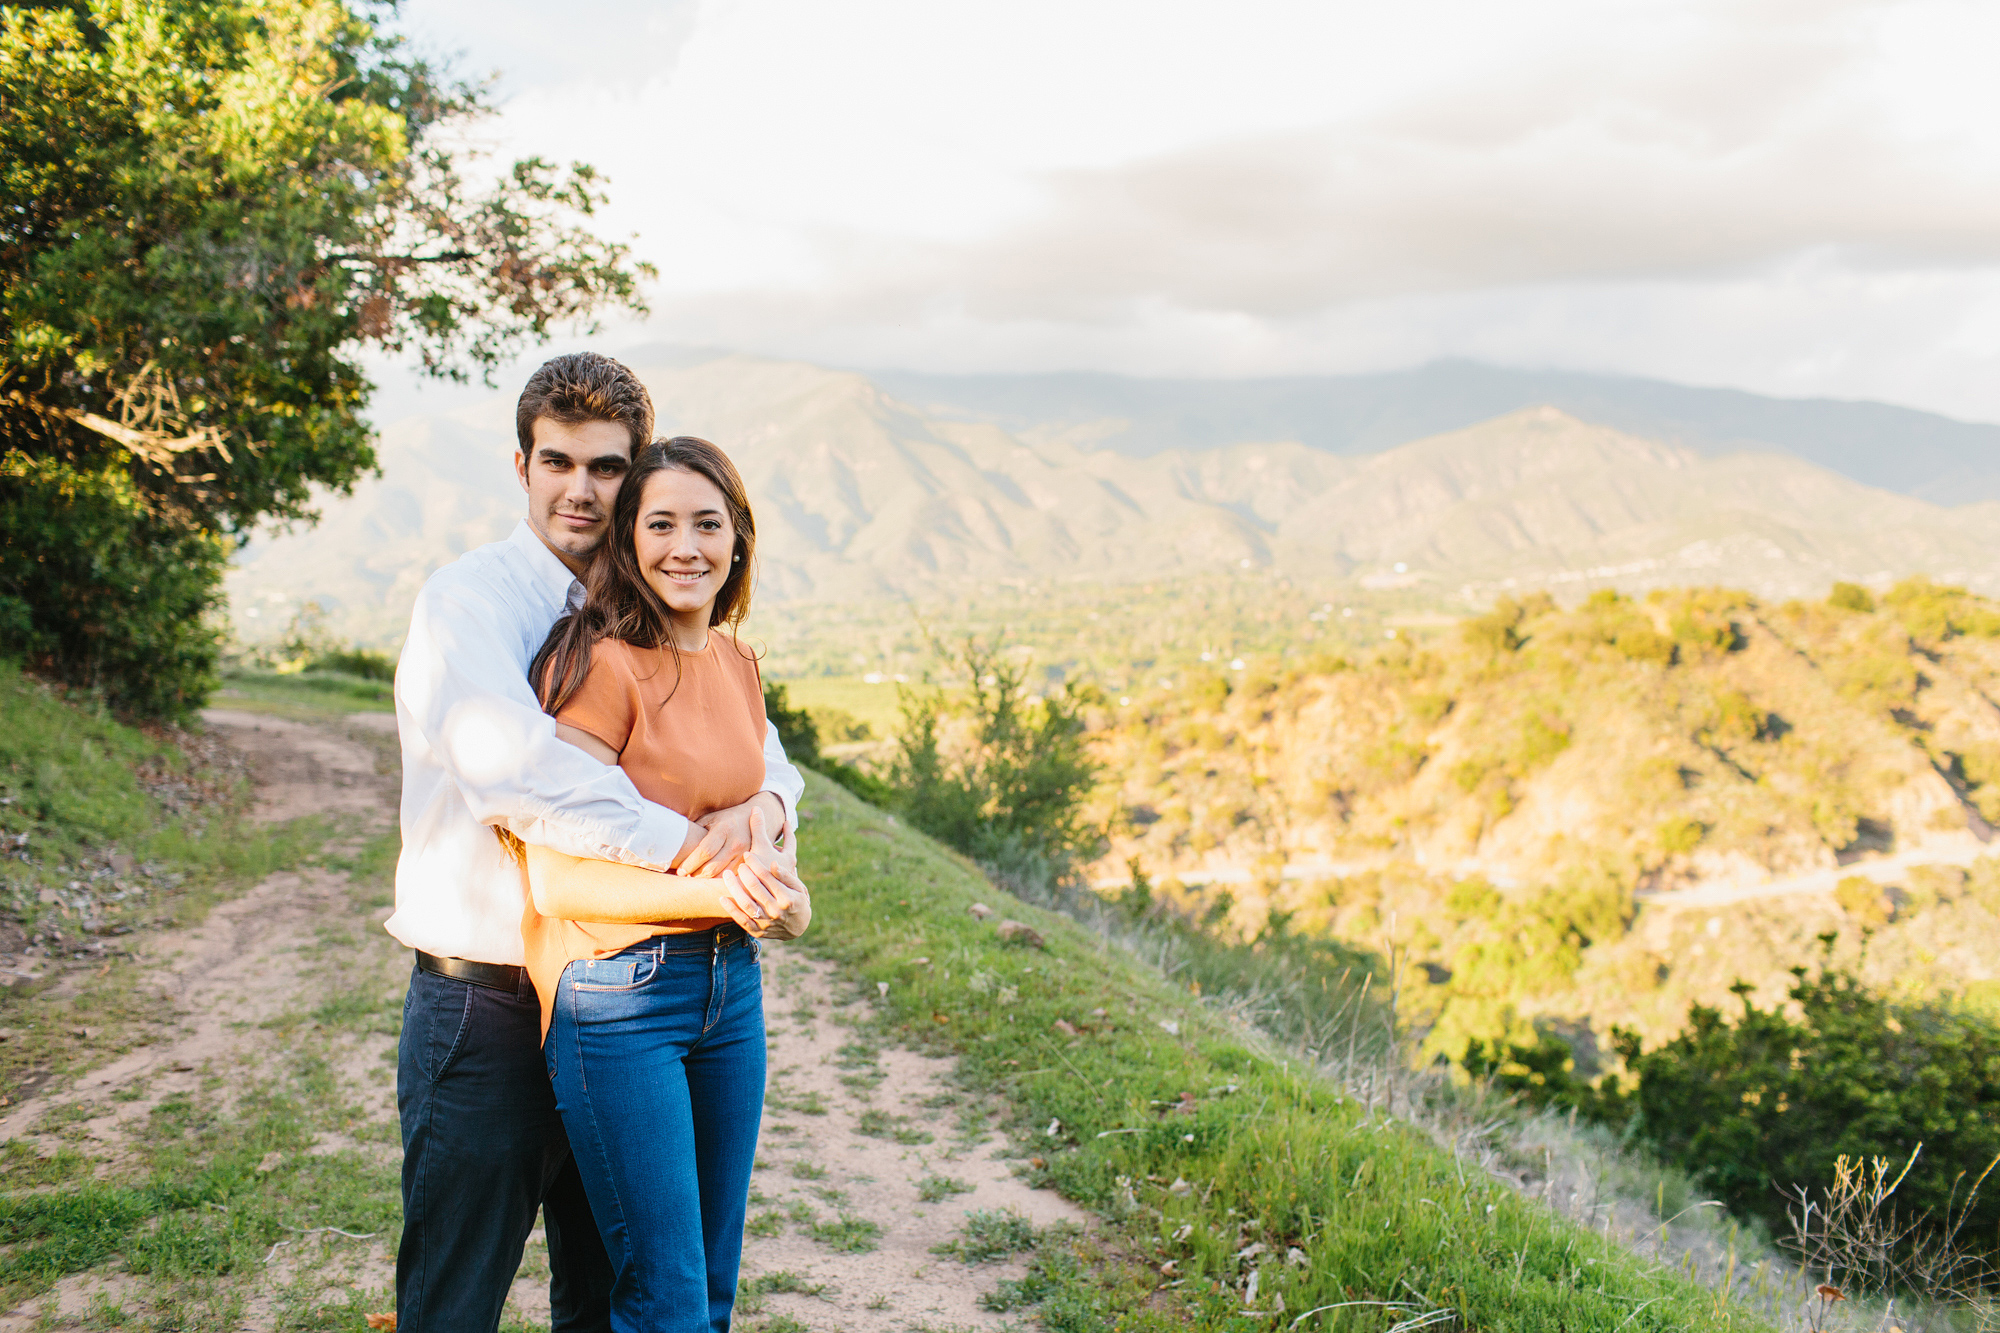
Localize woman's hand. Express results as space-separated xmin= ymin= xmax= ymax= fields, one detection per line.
xmin=719 ymin=809 xmax=811 ymax=941
xmin=679 ymin=792 xmax=787 ymax=878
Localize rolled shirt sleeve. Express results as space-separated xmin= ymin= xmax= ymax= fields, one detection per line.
xmin=761 ymin=720 xmax=805 ymax=841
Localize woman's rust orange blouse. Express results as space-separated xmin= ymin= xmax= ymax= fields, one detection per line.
xmin=520 ymin=634 xmax=767 ymax=1035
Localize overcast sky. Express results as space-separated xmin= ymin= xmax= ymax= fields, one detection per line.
xmin=386 ymin=0 xmax=2000 ymax=423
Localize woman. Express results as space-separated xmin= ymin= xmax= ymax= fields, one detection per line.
xmin=512 ymin=435 xmax=811 ymax=1333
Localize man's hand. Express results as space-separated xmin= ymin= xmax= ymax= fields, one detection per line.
xmin=675 ymin=792 xmax=787 ymax=878
xmin=719 ymin=809 xmax=811 ymax=941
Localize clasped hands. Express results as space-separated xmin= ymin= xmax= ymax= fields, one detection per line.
xmin=675 ymin=795 xmax=810 ymax=941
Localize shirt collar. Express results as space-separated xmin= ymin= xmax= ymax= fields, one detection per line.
xmin=508 ymin=519 xmax=587 ymax=615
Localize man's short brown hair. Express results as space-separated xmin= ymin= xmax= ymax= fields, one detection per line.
xmin=515 ymin=352 xmax=654 ymax=456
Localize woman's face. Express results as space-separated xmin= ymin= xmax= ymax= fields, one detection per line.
xmin=633 ymin=466 xmax=736 ymax=622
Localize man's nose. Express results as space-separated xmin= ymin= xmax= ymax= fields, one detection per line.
xmin=563 ymin=467 xmax=595 ymax=503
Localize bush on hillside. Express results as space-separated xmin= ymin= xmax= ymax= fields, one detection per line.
xmin=1884 ymin=577 xmax=2000 ymax=642
xmin=764 ymin=681 xmax=821 ymax=767
xmin=891 ymin=639 xmax=1101 ymax=887
xmin=763 ymin=681 xmax=893 ymax=806
xmin=308 ymin=648 xmax=394 ymax=682
xmin=1612 ymin=958 xmax=2000 ymax=1260
xmin=0 ymin=455 xmax=228 ymax=719
xmin=1463 ymin=954 xmax=2000 ymax=1275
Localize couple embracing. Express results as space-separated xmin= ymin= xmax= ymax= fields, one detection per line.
xmin=386 ymin=351 xmax=813 ymax=1331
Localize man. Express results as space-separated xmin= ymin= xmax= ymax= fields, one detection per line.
xmin=387 ymin=351 xmax=804 ymax=1330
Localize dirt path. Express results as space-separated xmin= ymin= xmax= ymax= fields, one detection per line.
xmin=0 ymin=710 xmax=1078 ymax=1329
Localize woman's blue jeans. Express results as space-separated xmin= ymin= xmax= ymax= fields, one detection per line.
xmin=546 ymin=927 xmax=765 ymax=1333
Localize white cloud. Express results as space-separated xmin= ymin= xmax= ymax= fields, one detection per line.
xmin=389 ymin=0 xmax=2000 ymax=420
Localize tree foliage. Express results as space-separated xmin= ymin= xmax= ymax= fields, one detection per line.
xmin=891 ymin=639 xmax=1102 ymax=886
xmin=1 ymin=0 xmax=652 ymax=713
xmin=1614 ymin=958 xmax=2000 ymax=1257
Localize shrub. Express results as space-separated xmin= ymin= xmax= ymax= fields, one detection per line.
xmin=763 ymin=682 xmax=821 ymax=768
xmin=1461 ymin=598 xmax=1526 ymax=656
xmin=809 ymin=707 xmax=873 ymax=743
xmin=0 ymin=454 xmax=227 ymax=719
xmin=1828 ymin=581 xmax=1876 ymax=613
xmin=1833 ymin=875 xmax=1894 ymax=928
xmin=1612 ymin=961 xmax=2000 ymax=1260
xmin=763 ymin=680 xmax=893 ymax=804
xmin=309 ymin=648 xmax=394 ymax=681
xmin=890 ymin=639 xmax=1101 ymax=883
xmin=1463 ymin=1030 xmax=1617 ymax=1119
xmin=1885 ymin=577 xmax=2000 ymax=641
xmin=1656 ymin=816 xmax=1705 ymax=855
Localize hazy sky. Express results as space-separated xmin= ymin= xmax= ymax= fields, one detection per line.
xmin=388 ymin=0 xmax=2000 ymax=422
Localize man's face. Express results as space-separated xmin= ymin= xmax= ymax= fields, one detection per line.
xmin=515 ymin=418 xmax=634 ymax=574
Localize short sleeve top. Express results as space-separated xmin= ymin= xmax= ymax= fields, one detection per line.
xmin=555 ymin=635 xmax=768 ymax=823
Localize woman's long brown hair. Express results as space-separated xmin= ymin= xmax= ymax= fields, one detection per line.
xmin=531 ymin=435 xmax=759 ymax=717
xmin=502 ymin=438 xmax=758 ymax=869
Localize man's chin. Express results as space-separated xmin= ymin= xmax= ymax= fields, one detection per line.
xmin=538 ymin=519 xmax=606 ymax=559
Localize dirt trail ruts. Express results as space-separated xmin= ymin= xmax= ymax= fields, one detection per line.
xmin=2 ymin=709 xmax=1082 ymax=1328
xmin=0 ymin=711 xmax=400 ymax=1328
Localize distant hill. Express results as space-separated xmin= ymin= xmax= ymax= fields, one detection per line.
xmin=874 ymin=359 xmax=2000 ymax=505
xmin=225 ymin=352 xmax=2000 ymax=648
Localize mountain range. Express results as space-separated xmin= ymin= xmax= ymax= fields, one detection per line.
xmin=225 ymin=352 xmax=2000 ymax=649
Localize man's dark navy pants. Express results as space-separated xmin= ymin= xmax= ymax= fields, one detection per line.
xmin=397 ymin=962 xmax=614 ymax=1331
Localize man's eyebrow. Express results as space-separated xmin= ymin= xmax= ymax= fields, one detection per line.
xmin=533 ymin=449 xmax=629 ymax=468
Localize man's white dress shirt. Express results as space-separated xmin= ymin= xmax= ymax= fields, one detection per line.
xmin=385 ymin=520 xmax=804 ymax=966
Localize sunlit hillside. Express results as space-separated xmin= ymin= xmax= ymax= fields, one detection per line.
xmin=1086 ymin=579 xmax=2000 ymax=1059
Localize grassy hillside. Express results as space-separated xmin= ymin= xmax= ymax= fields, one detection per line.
xmin=1087 ymin=581 xmax=2000 ymax=1058
xmin=795 ymin=770 xmax=1766 ymax=1332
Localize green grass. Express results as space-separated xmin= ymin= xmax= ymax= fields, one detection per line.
xmin=793 ymin=770 xmax=1770 ymax=1332
xmin=933 ymin=1207 xmax=1038 ymax=1263
xmin=747 ymin=1270 xmax=829 ymax=1297
xmin=917 ymin=1172 xmax=974 ymax=1203
xmin=854 ymin=1108 xmax=932 ymax=1145
xmin=766 ymin=1086 xmax=828 ymax=1117
xmin=212 ymin=666 xmax=394 ymax=717
xmin=806 ymin=1211 xmax=882 ymax=1253
xmin=763 ymin=676 xmax=904 ymax=739
xmin=0 ymin=854 xmax=410 ymax=1323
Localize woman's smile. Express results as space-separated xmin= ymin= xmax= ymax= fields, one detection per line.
xmin=632 ymin=466 xmax=738 ymax=643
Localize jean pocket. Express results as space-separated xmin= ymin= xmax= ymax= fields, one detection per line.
xmin=415 ymin=970 xmax=475 ymax=1083
xmin=570 ymin=955 xmax=658 ymax=992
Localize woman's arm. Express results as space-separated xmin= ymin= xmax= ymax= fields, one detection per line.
xmin=524 ymin=842 xmax=733 ymax=924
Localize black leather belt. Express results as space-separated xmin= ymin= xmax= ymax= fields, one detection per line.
xmin=417 ymin=950 xmax=526 ymax=993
